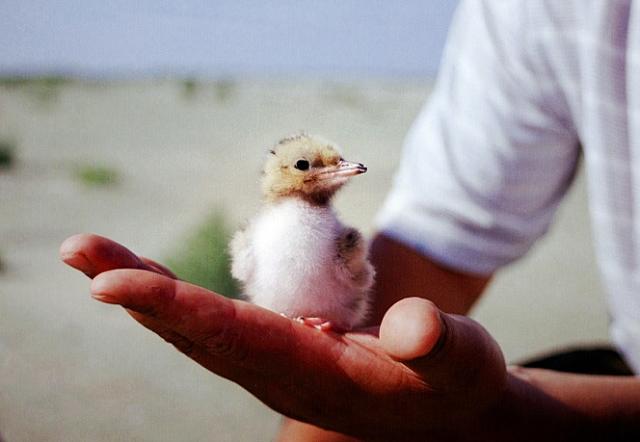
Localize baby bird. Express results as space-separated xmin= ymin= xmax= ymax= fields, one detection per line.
xmin=230 ymin=134 xmax=375 ymax=331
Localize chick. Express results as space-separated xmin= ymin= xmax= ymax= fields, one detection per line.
xmin=230 ymin=134 xmax=374 ymax=331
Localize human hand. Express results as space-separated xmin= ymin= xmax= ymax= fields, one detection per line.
xmin=60 ymin=234 xmax=513 ymax=440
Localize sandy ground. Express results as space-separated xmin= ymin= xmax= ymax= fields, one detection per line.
xmin=0 ymin=79 xmax=609 ymax=441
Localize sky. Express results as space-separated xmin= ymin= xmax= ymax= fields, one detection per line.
xmin=1 ymin=0 xmax=459 ymax=78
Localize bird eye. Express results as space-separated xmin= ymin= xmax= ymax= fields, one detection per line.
xmin=294 ymin=159 xmax=310 ymax=171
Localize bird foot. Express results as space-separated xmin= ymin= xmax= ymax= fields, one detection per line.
xmin=294 ymin=316 xmax=333 ymax=332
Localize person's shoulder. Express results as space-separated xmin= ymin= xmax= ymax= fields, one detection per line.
xmin=456 ymin=0 xmax=527 ymax=29
xmin=457 ymin=0 xmax=581 ymax=34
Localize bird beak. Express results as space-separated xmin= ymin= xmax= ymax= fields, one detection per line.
xmin=310 ymin=159 xmax=367 ymax=182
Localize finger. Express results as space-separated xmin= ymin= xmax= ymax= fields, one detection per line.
xmin=379 ymin=297 xmax=443 ymax=361
xmin=379 ymin=297 xmax=505 ymax=392
xmin=60 ymin=233 xmax=169 ymax=278
xmin=139 ymin=256 xmax=178 ymax=279
xmin=93 ymin=269 xmax=273 ymax=380
xmin=91 ymin=268 xmax=235 ymax=337
xmin=90 ymin=269 xmax=340 ymax=375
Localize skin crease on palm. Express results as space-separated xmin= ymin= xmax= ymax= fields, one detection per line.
xmin=58 ymin=233 xmax=639 ymax=441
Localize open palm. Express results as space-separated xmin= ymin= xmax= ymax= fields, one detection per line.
xmin=60 ymin=234 xmax=508 ymax=441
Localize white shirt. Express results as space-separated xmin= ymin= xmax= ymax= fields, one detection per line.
xmin=376 ymin=0 xmax=640 ymax=372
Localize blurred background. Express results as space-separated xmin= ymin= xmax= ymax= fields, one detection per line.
xmin=0 ymin=1 xmax=609 ymax=441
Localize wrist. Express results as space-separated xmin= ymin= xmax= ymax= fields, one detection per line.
xmin=477 ymin=369 xmax=597 ymax=442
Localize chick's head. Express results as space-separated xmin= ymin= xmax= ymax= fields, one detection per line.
xmin=262 ymin=134 xmax=367 ymax=205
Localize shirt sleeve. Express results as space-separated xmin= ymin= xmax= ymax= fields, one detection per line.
xmin=376 ymin=0 xmax=580 ymax=275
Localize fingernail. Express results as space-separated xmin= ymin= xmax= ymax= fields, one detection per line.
xmin=91 ymin=276 xmax=117 ymax=304
xmin=61 ymin=251 xmax=96 ymax=277
xmin=91 ymin=293 xmax=116 ymax=303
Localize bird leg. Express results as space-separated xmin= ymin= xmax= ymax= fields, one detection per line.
xmin=280 ymin=313 xmax=334 ymax=331
xmin=294 ymin=316 xmax=334 ymax=332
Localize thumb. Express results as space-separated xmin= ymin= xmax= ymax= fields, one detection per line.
xmin=379 ymin=297 xmax=506 ymax=395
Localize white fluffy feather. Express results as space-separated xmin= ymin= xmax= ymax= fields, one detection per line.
xmin=230 ymin=197 xmax=373 ymax=330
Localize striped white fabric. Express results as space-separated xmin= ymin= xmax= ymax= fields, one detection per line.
xmin=377 ymin=0 xmax=640 ymax=372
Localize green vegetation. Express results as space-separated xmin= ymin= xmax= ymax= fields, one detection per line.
xmin=180 ymin=77 xmax=198 ymax=99
xmin=213 ymin=78 xmax=236 ymax=102
xmin=0 ymin=139 xmax=16 ymax=169
xmin=166 ymin=211 xmax=240 ymax=298
xmin=74 ymin=164 xmax=120 ymax=187
xmin=0 ymin=75 xmax=69 ymax=88
xmin=0 ymin=75 xmax=70 ymax=103
xmin=180 ymin=78 xmax=236 ymax=102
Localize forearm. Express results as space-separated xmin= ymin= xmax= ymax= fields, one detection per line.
xmin=368 ymin=233 xmax=491 ymax=323
xmin=487 ymin=368 xmax=640 ymax=441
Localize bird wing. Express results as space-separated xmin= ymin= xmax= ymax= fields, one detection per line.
xmin=334 ymin=226 xmax=375 ymax=291
xmin=229 ymin=225 xmax=255 ymax=284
